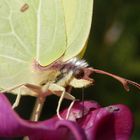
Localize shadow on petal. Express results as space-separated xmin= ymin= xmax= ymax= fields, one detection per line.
xmin=76 ymin=104 xmax=133 ymax=140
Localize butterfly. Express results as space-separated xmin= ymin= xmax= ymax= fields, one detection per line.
xmin=0 ymin=0 xmax=140 ymax=121
xmin=0 ymin=0 xmax=94 ymax=120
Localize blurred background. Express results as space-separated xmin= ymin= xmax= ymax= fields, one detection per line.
xmin=86 ymin=0 xmax=140 ymax=139
xmin=6 ymin=0 xmax=140 ymax=139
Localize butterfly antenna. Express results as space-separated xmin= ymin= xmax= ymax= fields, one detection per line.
xmin=93 ymin=68 xmax=140 ymax=91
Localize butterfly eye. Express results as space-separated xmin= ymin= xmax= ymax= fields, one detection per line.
xmin=74 ymin=68 xmax=84 ymax=79
xmin=40 ymin=81 xmax=46 ymax=86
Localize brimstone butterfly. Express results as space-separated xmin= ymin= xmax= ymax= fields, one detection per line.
xmin=0 ymin=0 xmax=140 ymax=121
xmin=0 ymin=0 xmax=94 ymax=120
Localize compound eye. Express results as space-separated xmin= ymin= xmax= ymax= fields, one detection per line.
xmin=74 ymin=68 xmax=84 ymax=79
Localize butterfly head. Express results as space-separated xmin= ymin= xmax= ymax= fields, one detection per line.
xmin=58 ymin=57 xmax=94 ymax=88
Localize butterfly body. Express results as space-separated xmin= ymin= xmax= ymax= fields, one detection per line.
xmin=14 ymin=57 xmax=93 ymax=97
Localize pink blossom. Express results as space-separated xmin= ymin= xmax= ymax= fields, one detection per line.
xmin=0 ymin=93 xmax=133 ymax=140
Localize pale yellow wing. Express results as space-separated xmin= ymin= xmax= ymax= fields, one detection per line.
xmin=62 ymin=0 xmax=93 ymax=61
xmin=0 ymin=0 xmax=66 ymax=90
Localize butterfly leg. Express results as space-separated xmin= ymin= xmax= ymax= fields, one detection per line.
xmin=12 ymin=88 xmax=22 ymax=109
xmin=30 ymin=97 xmax=46 ymax=121
xmin=1 ymin=84 xmax=27 ymax=109
xmin=28 ymin=83 xmax=51 ymax=121
xmin=66 ymin=99 xmax=76 ymax=119
xmin=57 ymin=89 xmax=75 ymax=120
xmin=1 ymin=84 xmax=26 ymax=93
xmin=48 ymin=83 xmax=75 ymax=120
xmin=1 ymin=83 xmax=42 ymax=111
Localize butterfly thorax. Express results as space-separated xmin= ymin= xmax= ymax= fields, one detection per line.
xmin=32 ymin=57 xmax=93 ymax=88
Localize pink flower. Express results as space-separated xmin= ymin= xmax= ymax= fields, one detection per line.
xmin=0 ymin=93 xmax=133 ymax=140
